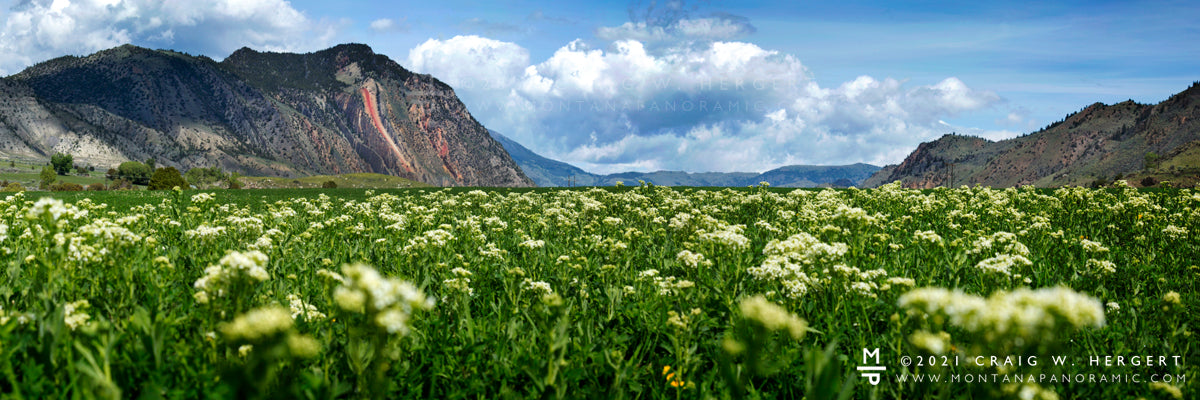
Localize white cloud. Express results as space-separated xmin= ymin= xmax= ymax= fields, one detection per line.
xmin=369 ymin=18 xmax=394 ymax=32
xmin=0 ymin=0 xmax=338 ymax=75
xmin=407 ymin=35 xmax=530 ymax=92
xmin=369 ymin=17 xmax=407 ymax=34
xmin=406 ymin=22 xmax=1003 ymax=173
xmin=596 ymin=15 xmax=755 ymax=43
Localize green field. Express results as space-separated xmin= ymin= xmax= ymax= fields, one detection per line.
xmin=241 ymin=173 xmax=431 ymax=189
xmin=0 ymin=159 xmax=108 ymax=189
xmin=0 ymin=183 xmax=1196 ymax=399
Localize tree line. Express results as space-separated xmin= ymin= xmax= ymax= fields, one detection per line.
xmin=30 ymin=152 xmax=242 ymax=191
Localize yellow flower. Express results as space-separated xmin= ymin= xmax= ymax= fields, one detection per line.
xmin=662 ymin=365 xmax=671 ymax=375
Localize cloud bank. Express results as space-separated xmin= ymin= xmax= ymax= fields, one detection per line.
xmin=0 ymin=0 xmax=338 ymax=75
xmin=408 ymin=23 xmax=1004 ymax=173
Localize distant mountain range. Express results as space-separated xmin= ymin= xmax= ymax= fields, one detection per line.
xmin=863 ymin=82 xmax=1200 ymax=188
xmin=0 ymin=44 xmax=532 ymax=187
xmin=490 ymin=130 xmax=881 ymax=187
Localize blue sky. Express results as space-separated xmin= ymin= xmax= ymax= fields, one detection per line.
xmin=1 ymin=0 xmax=1196 ymax=173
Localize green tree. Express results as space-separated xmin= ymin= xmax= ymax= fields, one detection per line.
xmin=145 ymin=157 xmax=156 ymax=170
xmin=1145 ymin=152 xmax=1161 ymax=170
xmin=51 ymin=152 xmax=73 ymax=175
xmin=227 ymin=172 xmax=242 ymax=189
xmin=39 ymin=166 xmax=57 ymax=189
xmin=148 ymin=167 xmax=189 ymax=190
xmin=184 ymin=166 xmax=228 ymax=188
xmin=118 ymin=161 xmax=153 ymax=185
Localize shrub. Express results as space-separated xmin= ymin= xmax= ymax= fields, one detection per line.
xmin=1140 ymin=176 xmax=1158 ymax=187
xmin=50 ymin=182 xmax=84 ymax=191
xmin=87 ymin=183 xmax=107 ymax=191
xmin=148 ymin=167 xmax=189 ymax=190
xmin=110 ymin=179 xmax=133 ymax=190
xmin=2 ymin=182 xmax=25 ymax=192
xmin=186 ymin=166 xmax=229 ymax=188
xmin=118 ymin=161 xmax=153 ymax=185
xmin=227 ymin=173 xmax=242 ymax=190
xmin=39 ymin=166 xmax=56 ymax=189
xmin=51 ymin=152 xmax=73 ymax=175
xmin=322 ymin=180 xmax=338 ymax=188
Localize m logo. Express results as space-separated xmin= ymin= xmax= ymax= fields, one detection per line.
xmin=857 ymin=348 xmax=886 ymax=385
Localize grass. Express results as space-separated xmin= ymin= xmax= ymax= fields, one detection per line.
xmin=240 ymin=173 xmax=430 ymax=189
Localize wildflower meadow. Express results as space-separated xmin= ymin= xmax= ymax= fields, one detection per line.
xmin=0 ymin=182 xmax=1196 ymax=398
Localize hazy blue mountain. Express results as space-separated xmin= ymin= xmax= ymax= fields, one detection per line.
xmin=490 ymin=130 xmax=881 ymax=187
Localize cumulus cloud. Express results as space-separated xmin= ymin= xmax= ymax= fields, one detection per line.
xmin=408 ymin=35 xmax=530 ymax=93
xmin=407 ymin=26 xmax=1003 ymax=173
xmin=0 ymin=0 xmax=338 ymax=75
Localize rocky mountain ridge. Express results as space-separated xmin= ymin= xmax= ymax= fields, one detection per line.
xmin=0 ymin=44 xmax=532 ymax=187
xmin=864 ymin=82 xmax=1200 ymax=188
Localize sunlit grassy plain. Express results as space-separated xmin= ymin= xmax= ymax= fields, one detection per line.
xmin=1 ymin=182 xmax=1196 ymax=399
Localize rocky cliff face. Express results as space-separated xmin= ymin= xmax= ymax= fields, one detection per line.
xmin=0 ymin=44 xmax=532 ymax=187
xmin=866 ymin=82 xmax=1200 ymax=188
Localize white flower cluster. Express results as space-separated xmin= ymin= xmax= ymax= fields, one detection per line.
xmin=909 ymin=330 xmax=952 ymax=354
xmin=969 ymin=231 xmax=1033 ymax=276
xmin=675 ymin=250 xmax=712 ymax=268
xmin=969 ymin=231 xmax=1030 ymax=257
xmin=191 ymin=192 xmax=216 ymax=204
xmin=443 ymin=267 xmax=475 ymax=297
xmin=77 ymin=219 xmax=142 ymax=245
xmin=521 ymin=279 xmax=553 ymax=295
xmin=1162 ymin=225 xmax=1188 ymax=239
xmin=478 ymin=242 xmax=507 ymax=260
xmin=193 ymin=250 xmax=271 ymax=304
xmin=222 ymin=306 xmax=293 ymax=343
xmin=405 ymin=228 xmax=456 ymax=252
xmin=831 ymin=205 xmax=877 ymax=225
xmin=220 ymin=306 xmax=319 ymax=359
xmin=1079 ymin=238 xmax=1109 ymax=253
xmin=739 ymin=295 xmax=807 ymax=340
xmin=975 ymin=254 xmax=1033 ymax=276
xmin=697 ymin=224 xmax=750 ymax=249
xmin=912 ymin=230 xmax=943 ymax=245
xmin=747 ymin=232 xmax=895 ymax=299
xmin=26 ymin=198 xmax=83 ymax=223
xmin=1086 ymin=259 xmax=1117 ymax=275
xmin=334 ymin=263 xmax=433 ymax=335
xmin=184 ymin=224 xmax=227 ymax=240
xmin=287 ymin=294 xmax=326 ymax=321
xmin=649 ymin=275 xmax=695 ymax=296
xmin=899 ymin=286 xmax=1105 ymax=342
xmin=316 ymin=268 xmax=345 ymax=283
xmin=0 ymin=306 xmax=34 ymax=326
xmin=63 ymin=300 xmax=91 ymax=331
xmin=518 ymin=239 xmax=545 ymax=249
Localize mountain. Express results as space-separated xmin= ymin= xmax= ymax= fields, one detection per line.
xmin=489 ymin=130 xmax=594 ymax=187
xmin=0 ymin=44 xmax=532 ymax=187
xmin=489 ymin=130 xmax=880 ymax=187
xmin=865 ymin=82 xmax=1200 ymax=188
